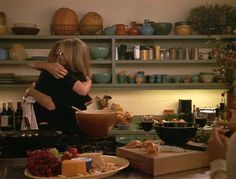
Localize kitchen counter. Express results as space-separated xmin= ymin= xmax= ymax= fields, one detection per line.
xmin=0 ymin=158 xmax=209 ymax=179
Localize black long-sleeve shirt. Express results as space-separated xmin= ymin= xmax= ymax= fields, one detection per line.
xmin=33 ymin=70 xmax=91 ymax=133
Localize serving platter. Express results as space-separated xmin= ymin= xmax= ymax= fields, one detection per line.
xmin=24 ymin=155 xmax=129 ymax=179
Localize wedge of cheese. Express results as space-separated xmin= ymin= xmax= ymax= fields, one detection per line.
xmin=62 ymin=159 xmax=87 ymax=177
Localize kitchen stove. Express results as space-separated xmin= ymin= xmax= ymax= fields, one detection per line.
xmin=0 ymin=131 xmax=117 ymax=158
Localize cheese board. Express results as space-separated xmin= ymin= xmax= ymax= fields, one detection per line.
xmin=116 ymin=146 xmax=209 ymax=176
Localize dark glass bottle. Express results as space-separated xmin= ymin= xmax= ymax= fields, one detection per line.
xmin=7 ymin=101 xmax=14 ymax=131
xmin=1 ymin=103 xmax=9 ymax=131
xmin=15 ymin=101 xmax=23 ymax=130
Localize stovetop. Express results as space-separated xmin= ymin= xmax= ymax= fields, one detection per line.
xmin=0 ymin=132 xmax=117 ymax=158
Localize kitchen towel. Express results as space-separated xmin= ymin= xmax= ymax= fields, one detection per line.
xmin=21 ymin=96 xmax=38 ymax=130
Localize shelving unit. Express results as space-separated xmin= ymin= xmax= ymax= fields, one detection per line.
xmin=0 ymin=34 xmax=235 ymax=90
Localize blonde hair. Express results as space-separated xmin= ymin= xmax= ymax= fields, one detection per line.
xmin=48 ymin=38 xmax=91 ymax=77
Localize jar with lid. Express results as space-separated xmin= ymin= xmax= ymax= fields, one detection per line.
xmin=128 ymin=21 xmax=140 ymax=35
xmin=140 ymin=19 xmax=154 ymax=35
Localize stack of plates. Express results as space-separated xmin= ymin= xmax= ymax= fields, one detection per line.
xmin=0 ymin=73 xmax=15 ymax=84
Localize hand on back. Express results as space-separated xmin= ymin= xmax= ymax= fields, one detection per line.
xmin=47 ymin=62 xmax=68 ymax=79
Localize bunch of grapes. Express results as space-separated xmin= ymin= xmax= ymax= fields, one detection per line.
xmin=26 ymin=147 xmax=80 ymax=177
xmin=27 ymin=149 xmax=61 ymax=177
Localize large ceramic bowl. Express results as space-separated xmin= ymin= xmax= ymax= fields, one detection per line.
xmin=153 ymin=22 xmax=172 ymax=35
xmin=92 ymin=73 xmax=112 ymax=83
xmin=12 ymin=27 xmax=40 ymax=35
xmin=200 ymin=72 xmax=215 ymax=83
xmin=153 ymin=124 xmax=197 ymax=146
xmin=90 ymin=47 xmax=110 ymax=60
xmin=174 ymin=25 xmax=192 ymax=35
xmin=75 ymin=110 xmax=117 ymax=139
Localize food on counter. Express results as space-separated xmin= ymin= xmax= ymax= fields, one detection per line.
xmin=62 ymin=159 xmax=87 ymax=176
xmin=125 ymin=140 xmax=160 ymax=155
xmin=26 ymin=149 xmax=121 ymax=178
xmin=96 ymin=95 xmax=112 ymax=109
xmin=125 ymin=140 xmax=143 ymax=149
xmin=26 ymin=149 xmax=61 ymax=177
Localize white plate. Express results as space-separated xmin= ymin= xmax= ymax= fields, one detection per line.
xmin=24 ymin=155 xmax=129 ymax=179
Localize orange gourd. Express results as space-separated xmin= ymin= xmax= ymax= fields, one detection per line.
xmin=52 ymin=7 xmax=79 ymax=35
xmin=79 ymin=12 xmax=103 ymax=35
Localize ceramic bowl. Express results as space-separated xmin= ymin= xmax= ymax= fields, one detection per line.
xmin=153 ymin=124 xmax=197 ymax=146
xmin=0 ymin=25 xmax=8 ymax=35
xmin=12 ymin=27 xmax=40 ymax=35
xmin=92 ymin=73 xmax=112 ymax=83
xmin=75 ymin=110 xmax=117 ymax=139
xmin=90 ymin=47 xmax=110 ymax=60
xmin=199 ymin=72 xmax=215 ymax=83
xmin=174 ymin=25 xmax=192 ymax=35
xmin=153 ymin=22 xmax=172 ymax=35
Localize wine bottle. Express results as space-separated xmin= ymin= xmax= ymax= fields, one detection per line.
xmin=15 ymin=101 xmax=23 ymax=130
xmin=0 ymin=103 xmax=9 ymax=131
xmin=7 ymin=101 xmax=14 ymax=131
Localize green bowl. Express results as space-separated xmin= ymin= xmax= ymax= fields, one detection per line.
xmin=153 ymin=22 xmax=172 ymax=35
xmin=90 ymin=47 xmax=110 ymax=60
xmin=92 ymin=73 xmax=112 ymax=83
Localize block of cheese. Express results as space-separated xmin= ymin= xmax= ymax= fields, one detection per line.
xmin=62 ymin=159 xmax=87 ymax=177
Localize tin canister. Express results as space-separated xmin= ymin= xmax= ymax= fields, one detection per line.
xmin=140 ymin=48 xmax=149 ymax=60
xmin=148 ymin=47 xmax=154 ymax=60
xmin=169 ymin=47 xmax=177 ymax=60
xmin=190 ymin=47 xmax=199 ymax=60
xmin=154 ymin=45 xmax=160 ymax=60
xmin=185 ymin=47 xmax=190 ymax=60
xmin=177 ymin=47 xmax=184 ymax=59
xmin=134 ymin=44 xmax=140 ymax=60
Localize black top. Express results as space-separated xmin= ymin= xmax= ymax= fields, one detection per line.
xmin=33 ymin=70 xmax=91 ymax=133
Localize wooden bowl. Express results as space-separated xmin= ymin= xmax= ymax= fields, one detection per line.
xmin=12 ymin=27 xmax=40 ymax=35
xmin=75 ymin=110 xmax=117 ymax=139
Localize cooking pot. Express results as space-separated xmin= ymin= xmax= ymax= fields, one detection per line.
xmin=4 ymin=130 xmax=63 ymax=151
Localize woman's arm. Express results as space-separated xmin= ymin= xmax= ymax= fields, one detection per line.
xmin=72 ymin=77 xmax=92 ymax=96
xmin=25 ymin=87 xmax=56 ymax=111
xmin=28 ymin=61 xmax=68 ymax=79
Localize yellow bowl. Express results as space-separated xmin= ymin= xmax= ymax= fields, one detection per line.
xmin=174 ymin=25 xmax=192 ymax=35
xmin=75 ymin=110 xmax=117 ymax=139
xmin=0 ymin=25 xmax=8 ymax=35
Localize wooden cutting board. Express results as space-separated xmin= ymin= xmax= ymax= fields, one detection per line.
xmin=116 ymin=147 xmax=209 ymax=176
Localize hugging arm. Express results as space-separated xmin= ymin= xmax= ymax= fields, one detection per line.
xmin=25 ymin=87 xmax=56 ymax=111
xmin=29 ymin=61 xmax=92 ymax=96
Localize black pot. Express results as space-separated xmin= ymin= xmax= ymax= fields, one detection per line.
xmin=4 ymin=130 xmax=63 ymax=151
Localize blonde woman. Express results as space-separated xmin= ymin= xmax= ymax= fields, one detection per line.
xmin=25 ymin=38 xmax=93 ymax=133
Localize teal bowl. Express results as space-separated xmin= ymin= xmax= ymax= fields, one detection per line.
xmin=92 ymin=73 xmax=112 ymax=83
xmin=90 ymin=47 xmax=110 ymax=60
xmin=153 ymin=22 xmax=172 ymax=35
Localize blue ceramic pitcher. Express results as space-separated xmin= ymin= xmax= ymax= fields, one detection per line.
xmin=140 ymin=19 xmax=154 ymax=35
